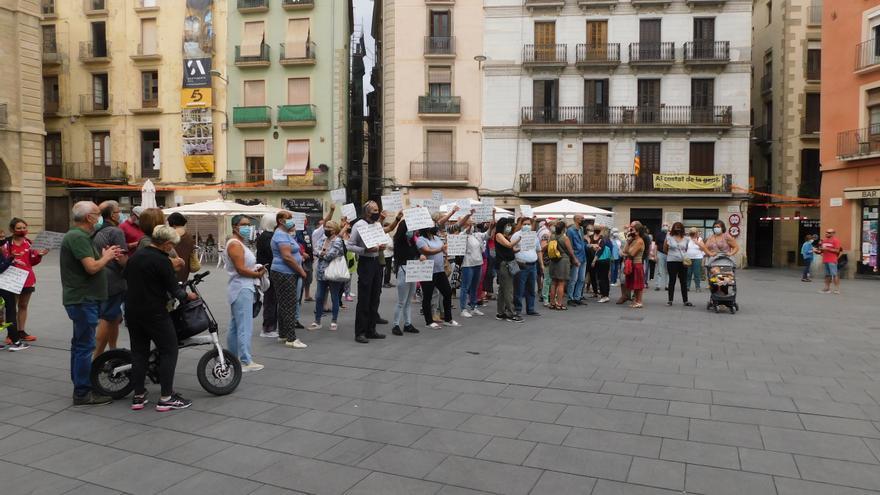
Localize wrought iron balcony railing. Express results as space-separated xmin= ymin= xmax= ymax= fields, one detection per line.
xmin=79 ymin=94 xmax=111 ymax=114
xmin=856 ymin=39 xmax=880 ymax=72
xmin=235 ymin=44 xmax=270 ymax=65
xmin=64 ymin=161 xmax=127 ymax=180
xmin=838 ymin=126 xmax=880 ymax=159
xmin=425 ymin=36 xmax=455 ymax=56
xmin=418 ymin=96 xmax=461 ymax=115
xmin=575 ymin=43 xmax=620 ymax=66
xmin=279 ymin=42 xmax=317 ymax=64
xmin=278 ymin=104 xmax=317 ymax=125
xmin=237 ymin=0 xmax=268 ymax=11
xmin=523 ymin=44 xmax=568 ymax=65
xmin=629 ymin=42 xmax=675 ymax=64
xmin=233 ymin=106 xmax=272 ymax=127
xmin=683 ymin=41 xmax=730 ymax=63
xmin=521 ymin=105 xmax=733 ymax=127
xmin=760 ymin=73 xmax=772 ymax=94
xmin=410 ymin=161 xmax=469 ymax=182
xmin=282 ymin=0 xmax=314 ymax=9
xmin=79 ymin=41 xmax=111 ymax=61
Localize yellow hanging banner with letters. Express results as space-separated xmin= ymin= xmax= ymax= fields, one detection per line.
xmin=180 ymin=88 xmax=212 ymax=108
xmin=653 ymin=174 xmax=725 ymax=190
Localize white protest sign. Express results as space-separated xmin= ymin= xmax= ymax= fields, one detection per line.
xmin=357 ymin=222 xmax=388 ymax=249
xmin=446 ymin=234 xmax=467 ymax=257
xmin=518 ymin=205 xmax=533 ymax=218
xmin=405 ymin=260 xmax=434 ymax=283
xmin=0 ymin=267 xmax=28 ymax=295
xmin=341 ymin=203 xmax=357 ymax=221
xmin=480 ymin=197 xmax=496 ymax=208
xmin=330 ymin=188 xmax=346 ymax=204
xmin=292 ymin=212 xmax=307 ymax=231
xmin=424 ymin=199 xmax=440 ymax=214
xmin=519 ymin=231 xmax=537 ymax=252
xmin=381 ymin=194 xmax=403 ymax=212
xmin=594 ymin=215 xmax=614 ymax=228
xmin=31 ymin=230 xmax=66 ymax=250
xmin=404 ymin=207 xmax=434 ymax=231
xmin=432 ymin=190 xmax=444 ymax=202
xmin=473 ymin=205 xmax=494 ymax=223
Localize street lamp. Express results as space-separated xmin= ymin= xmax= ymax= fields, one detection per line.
xmin=209 ymin=70 xmax=228 ymax=84
xmin=474 ymin=55 xmax=487 ymax=70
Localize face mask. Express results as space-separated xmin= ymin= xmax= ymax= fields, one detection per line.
xmin=238 ymin=226 xmax=253 ymax=238
xmin=95 ymin=216 xmax=104 ymax=228
xmin=661 ymin=226 xmax=668 ymax=232
xmin=406 ymin=230 xmax=414 ymax=239
xmin=504 ymin=226 xmax=512 ymax=235
xmin=522 ymin=225 xmax=531 ymax=232
xmin=13 ymin=230 xmax=27 ymax=238
xmin=284 ymin=219 xmax=296 ymax=230
xmin=713 ymin=227 xmax=722 ymax=235
xmin=370 ymin=212 xmax=381 ymax=222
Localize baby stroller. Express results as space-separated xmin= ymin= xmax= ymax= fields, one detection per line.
xmin=705 ymin=255 xmax=739 ymax=314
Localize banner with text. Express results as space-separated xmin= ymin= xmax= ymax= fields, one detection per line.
xmin=652 ymin=174 xmax=725 ymax=190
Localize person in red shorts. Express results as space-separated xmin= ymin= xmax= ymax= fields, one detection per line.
xmin=816 ymin=228 xmax=842 ymax=294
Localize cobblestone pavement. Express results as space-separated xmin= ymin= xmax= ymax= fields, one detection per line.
xmin=2 ymin=254 xmax=880 ymax=494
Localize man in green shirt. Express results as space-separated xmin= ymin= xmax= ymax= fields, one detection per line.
xmin=61 ymin=201 xmax=120 ymax=406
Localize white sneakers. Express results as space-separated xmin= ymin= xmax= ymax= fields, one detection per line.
xmin=428 ymin=323 xmax=442 ymax=329
xmin=471 ymin=308 xmax=484 ymax=316
xmin=598 ymin=297 xmax=610 ymax=303
xmin=242 ymin=362 xmax=264 ymax=373
xmin=330 ymin=322 xmax=338 ymax=331
xmin=461 ymin=310 xmax=473 ymax=318
xmin=260 ymin=330 xmax=279 ymax=338
xmin=285 ymin=339 xmax=308 ymax=349
xmin=308 ymin=322 xmax=322 ymax=331
xmin=444 ymin=320 xmax=461 ymax=327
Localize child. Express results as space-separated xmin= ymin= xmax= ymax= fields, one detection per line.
xmin=801 ymin=234 xmax=814 ymax=282
xmin=708 ymin=267 xmax=733 ymax=295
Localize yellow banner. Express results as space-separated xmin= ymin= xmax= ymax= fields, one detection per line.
xmin=184 ymin=155 xmax=215 ymax=174
xmin=653 ymin=174 xmax=724 ymax=190
xmin=180 ymin=88 xmax=212 ymax=108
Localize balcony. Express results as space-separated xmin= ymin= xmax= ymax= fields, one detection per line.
xmin=79 ymin=94 xmax=111 ymax=116
xmin=278 ymin=104 xmax=317 ymax=127
xmin=41 ymin=0 xmax=56 ymax=18
xmin=518 ymin=173 xmax=733 ymax=196
xmin=131 ymin=98 xmax=162 ymax=114
xmin=63 ymin=162 xmax=127 ymax=181
xmin=235 ymin=44 xmax=271 ymax=67
xmin=808 ymin=5 xmax=822 ymax=26
xmin=685 ymin=0 xmax=727 ymax=6
xmin=44 ymin=100 xmax=60 ymax=117
xmin=131 ymin=44 xmax=162 ymax=62
xmin=752 ymin=125 xmax=771 ymax=145
xmin=43 ymin=43 xmax=62 ymax=66
xmin=801 ymin=117 xmax=820 ymax=139
xmin=418 ymin=96 xmax=461 ymax=118
xmin=283 ymin=0 xmax=314 ymax=10
xmin=837 ymin=127 xmax=880 ymax=161
xmin=425 ymin=0 xmax=455 ymax=4
xmin=855 ymin=39 xmax=880 ymax=73
xmin=523 ymin=44 xmax=567 ymax=69
xmin=683 ymin=41 xmax=729 ymax=66
xmin=425 ymin=36 xmax=455 ymax=58
xmin=575 ymin=43 xmax=620 ymax=68
xmin=0 ymin=104 xmax=6 ymax=128
xmin=279 ymin=42 xmax=316 ymax=66
xmin=578 ymin=0 xmax=619 ymax=9
xmin=84 ymin=0 xmax=107 ymax=16
xmin=226 ymin=167 xmax=329 ymax=190
xmin=631 ymin=0 xmax=672 ymax=8
xmin=134 ymin=0 xmax=160 ymax=12
xmin=410 ymin=161 xmax=469 ymax=184
xmin=45 ymin=163 xmax=63 ymax=179
xmin=760 ymin=73 xmax=772 ymax=95
xmin=524 ymin=0 xmax=565 ymax=10
xmin=233 ymin=106 xmax=271 ymax=128
xmin=629 ymin=42 xmax=675 ymax=67
xmin=79 ymin=41 xmax=111 ymax=64
xmin=520 ymin=105 xmax=733 ymax=129
xmin=237 ymin=0 xmax=268 ymax=13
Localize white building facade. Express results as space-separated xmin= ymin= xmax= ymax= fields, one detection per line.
xmin=481 ymin=0 xmax=752 ymax=254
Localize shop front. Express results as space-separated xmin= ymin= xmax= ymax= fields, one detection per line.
xmin=845 ymin=187 xmax=880 ymax=276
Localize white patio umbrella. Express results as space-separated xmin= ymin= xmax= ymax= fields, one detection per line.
xmin=140 ymin=179 xmax=157 ymax=209
xmin=163 ymin=199 xmax=280 ymax=217
xmin=531 ymin=199 xmax=613 ymax=217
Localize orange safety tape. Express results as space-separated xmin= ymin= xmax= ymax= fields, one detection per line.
xmin=731 ymin=185 xmax=818 ymax=203
xmin=46 ymin=176 xmax=273 ymax=191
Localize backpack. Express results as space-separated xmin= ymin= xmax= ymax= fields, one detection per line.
xmin=547 ymin=238 xmax=562 ymax=260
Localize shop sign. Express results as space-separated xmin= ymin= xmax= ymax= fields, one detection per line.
xmin=180 ymin=88 xmax=212 ymax=108
xmin=844 ymin=188 xmax=880 ymax=200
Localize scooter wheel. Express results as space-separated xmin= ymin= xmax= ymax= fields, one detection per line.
xmin=197 ymin=349 xmax=242 ymax=396
xmin=90 ymin=349 xmax=134 ymax=400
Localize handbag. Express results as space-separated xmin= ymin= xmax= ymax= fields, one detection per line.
xmin=506 ymin=260 xmax=521 ymax=276
xmin=325 ymin=256 xmax=351 ymax=282
xmin=623 ymin=258 xmax=633 ymax=276
xmin=171 ymin=298 xmax=212 ymax=340
xmin=252 ymin=290 xmax=262 ymax=318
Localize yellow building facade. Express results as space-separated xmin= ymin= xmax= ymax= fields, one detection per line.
xmin=41 ymin=0 xmax=228 ymax=231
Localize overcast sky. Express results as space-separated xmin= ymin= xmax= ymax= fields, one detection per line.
xmin=354 ymin=0 xmax=375 ymax=108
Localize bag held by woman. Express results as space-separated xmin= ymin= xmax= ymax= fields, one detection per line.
xmin=325 ymin=256 xmax=351 ymax=282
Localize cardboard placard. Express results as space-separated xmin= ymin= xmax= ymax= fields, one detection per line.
xmin=594 ymin=215 xmax=614 ymax=228
xmin=341 ymin=203 xmax=357 ymax=221
xmin=31 ymin=231 xmax=66 ymax=250
xmin=291 ymin=212 xmax=307 ymax=231
xmin=357 ymin=222 xmax=388 ymax=249
xmin=432 ymin=190 xmax=444 ymax=203
xmin=518 ymin=205 xmax=533 ymax=218
xmin=0 ymin=267 xmax=29 ymax=295
xmin=405 ymin=260 xmax=434 ymax=282
xmin=480 ymin=197 xmax=496 ymax=208
xmin=404 ymin=207 xmax=435 ymax=231
xmin=473 ymin=205 xmax=494 ymax=223
xmin=446 ymin=234 xmax=467 ymax=257
xmin=519 ymin=231 xmax=537 ymax=252
xmin=381 ymin=193 xmax=403 ymax=212
xmin=330 ymin=188 xmax=347 ymax=204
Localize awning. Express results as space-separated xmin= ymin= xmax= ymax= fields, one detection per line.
xmin=286 ymin=19 xmax=309 ymax=58
xmin=283 ymin=140 xmax=309 ymax=176
xmin=241 ymin=21 xmax=264 ymax=57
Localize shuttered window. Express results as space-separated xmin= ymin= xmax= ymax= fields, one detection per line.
xmin=242 ymin=21 xmax=265 ymax=57
xmin=689 ymin=142 xmax=715 ymax=176
xmin=583 ymin=143 xmax=608 ymax=191
xmin=637 ymin=142 xmax=661 ymax=174
xmin=691 ymin=79 xmax=714 ymax=107
xmin=286 ymin=19 xmax=309 ymax=58
xmin=141 ymin=18 xmax=157 ymax=54
xmin=426 ymin=131 xmax=453 ymax=164
xmin=284 ymin=140 xmax=309 ymax=175
xmin=243 ymin=80 xmax=265 ymax=107
xmin=805 ymin=93 xmax=820 ymax=133
xmin=428 ymin=67 xmax=452 ymax=97
xmin=245 ymin=140 xmax=264 ymax=157
xmin=287 ymin=78 xmax=310 ymax=105
xmin=532 ymin=143 xmax=557 ymax=176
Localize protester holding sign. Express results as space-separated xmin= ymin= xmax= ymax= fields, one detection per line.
xmin=2 ymin=218 xmax=46 ymax=344
xmin=311 ymin=220 xmax=348 ymax=332
xmin=390 ymin=220 xmax=425 ymax=336
xmin=511 ymin=217 xmax=543 ymax=317
xmin=346 ymin=201 xmax=388 ymax=343
xmin=460 ymin=217 xmax=491 ymax=319
xmin=270 ymin=211 xmax=308 ymax=349
xmin=416 ymin=221 xmax=460 ymax=330
xmin=494 ymin=217 xmax=522 ymax=322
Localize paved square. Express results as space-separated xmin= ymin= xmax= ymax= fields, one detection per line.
xmin=2 ymin=255 xmax=880 ymax=494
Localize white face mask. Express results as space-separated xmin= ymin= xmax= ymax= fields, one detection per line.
xmin=713 ymin=227 xmax=722 ymax=235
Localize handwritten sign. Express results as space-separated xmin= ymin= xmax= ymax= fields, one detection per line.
xmin=446 ymin=234 xmax=467 ymax=257
xmin=292 ymin=212 xmax=307 ymax=231
xmin=31 ymin=231 xmax=66 ymax=251
xmin=519 ymin=231 xmax=537 ymax=252
xmin=330 ymin=188 xmax=346 ymax=204
xmin=404 ymin=207 xmax=434 ymax=231
xmin=473 ymin=205 xmax=494 ymax=223
xmin=0 ymin=267 xmax=28 ymax=295
xmin=518 ymin=205 xmax=533 ymax=218
xmin=341 ymin=203 xmax=357 ymax=221
xmin=594 ymin=215 xmax=614 ymax=228
xmin=405 ymin=260 xmax=434 ymax=282
xmin=432 ymin=190 xmax=444 ymax=203
xmin=480 ymin=197 xmax=495 ymax=208
xmin=357 ymin=222 xmax=388 ymax=249
xmin=381 ymin=193 xmax=403 ymax=212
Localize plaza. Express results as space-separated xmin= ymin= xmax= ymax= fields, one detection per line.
xmin=1 ymin=255 xmax=879 ymax=494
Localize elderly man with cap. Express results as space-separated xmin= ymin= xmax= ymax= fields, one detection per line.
xmin=120 ymin=206 xmax=145 ymax=252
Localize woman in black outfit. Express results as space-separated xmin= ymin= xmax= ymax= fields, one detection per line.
xmin=124 ymin=225 xmax=197 ymax=412
xmin=256 ymin=213 xmax=277 ymax=337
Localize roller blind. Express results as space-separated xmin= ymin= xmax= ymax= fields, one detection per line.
xmin=428 ymin=67 xmax=451 ymax=84
xmin=141 ymin=19 xmax=157 ymax=54
xmin=242 ymin=21 xmax=265 ymax=57
xmin=284 ymin=140 xmax=309 ymax=175
xmin=286 ymin=19 xmax=310 ymax=58
xmin=426 ymin=131 xmax=453 ymax=164
xmin=245 ymin=140 xmax=264 ymax=158
xmin=243 ymin=80 xmax=265 ymax=107
xmin=868 ymin=88 xmax=880 ymax=107
xmin=287 ymin=78 xmax=310 ymax=105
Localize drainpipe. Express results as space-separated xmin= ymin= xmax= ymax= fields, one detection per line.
xmin=330 ymin=0 xmax=336 ymax=193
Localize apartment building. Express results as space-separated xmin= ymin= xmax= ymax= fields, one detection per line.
xmin=380 ymin=0 xmax=484 ymax=202
xmin=40 ymin=0 xmax=228 ymax=231
xmin=224 ymin=0 xmax=351 ymax=215
xmin=0 ymin=0 xmax=45 ymax=231
xmin=821 ymin=0 xmax=880 ymax=278
xmin=481 ymin=0 xmax=751 ymax=254
xmin=748 ymin=0 xmax=822 ymax=268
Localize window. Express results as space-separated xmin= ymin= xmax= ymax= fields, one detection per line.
xmin=766 ymin=1 xmax=772 ymax=25
xmin=45 ymin=133 xmax=62 ymax=173
xmin=430 ymin=10 xmax=451 ymax=37
xmin=639 ymin=19 xmax=661 ymax=59
xmin=243 ymin=80 xmax=266 ymax=107
xmin=428 ymin=67 xmax=452 ymax=97
xmin=91 ymin=131 xmax=110 ymax=167
xmin=141 ymin=18 xmax=157 ymax=54
xmin=287 ymin=78 xmax=310 ymax=105
xmin=693 ymin=18 xmax=715 ymax=58
xmin=241 ymin=21 xmax=265 ymax=57
xmin=637 ymin=79 xmax=661 ymax=123
xmin=44 ymin=76 xmax=59 ymax=113
xmin=636 ymin=142 xmax=661 ymax=191
xmin=804 ymin=93 xmax=820 ymax=133
xmin=142 ymin=71 xmax=158 ymax=107
xmin=91 ymin=22 xmax=107 ymax=56
xmin=92 ymin=73 xmax=109 ymax=110
xmin=284 ymin=140 xmax=309 ymax=175
xmin=584 ymin=79 xmax=609 ymax=123
xmin=427 ymin=130 xmax=453 ymax=164
xmin=532 ymin=79 xmax=559 ymax=123
xmin=531 ymin=143 xmax=557 ymax=191
xmin=689 ymin=142 xmax=715 ymax=176
xmin=683 ymin=209 xmax=720 ymax=240
xmin=534 ymin=21 xmax=556 ymax=62
xmin=42 ymin=25 xmax=56 ymax=53
xmin=867 ymin=88 xmax=880 ymax=134
xmin=806 ymin=47 xmax=821 ymax=81
xmin=582 ymin=143 xmax=608 ymax=191
xmin=285 ymin=19 xmax=309 ymax=58
xmin=763 ymin=101 xmax=773 ymax=134
xmin=799 ymin=149 xmax=820 ymax=198
xmin=245 ymin=140 xmax=265 ymax=182
xmin=141 ymin=130 xmax=160 ymax=178
xmin=692 ymin=79 xmax=715 ymax=123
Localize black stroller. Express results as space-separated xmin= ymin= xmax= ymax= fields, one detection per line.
xmin=705 ymin=255 xmax=739 ymax=314
xmin=90 ymin=271 xmax=242 ymax=399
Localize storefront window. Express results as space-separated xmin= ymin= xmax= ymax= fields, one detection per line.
xmin=861 ymin=198 xmax=879 ymax=274
xmin=683 ymin=208 xmax=720 ymax=240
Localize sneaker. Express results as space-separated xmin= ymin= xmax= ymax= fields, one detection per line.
xmin=260 ymin=330 xmax=279 ymax=338
xmin=461 ymin=310 xmax=473 ymax=318
xmin=403 ymin=325 xmax=420 ymax=334
xmin=428 ymin=322 xmax=442 ymax=330
xmin=819 ymin=289 xmax=831 ymax=294
xmin=19 ymin=332 xmax=36 ymax=342
xmin=286 ymin=339 xmax=308 ymax=349
xmin=801 ymin=278 xmax=810 ymax=283
xmin=277 ymin=337 xmax=287 ymax=344
xmin=508 ymin=315 xmax=525 ymax=323
xmin=444 ymin=320 xmax=461 ymax=327
xmin=495 ymin=314 xmax=505 ymax=321
xmin=294 ymin=321 xmax=305 ymax=330
xmin=307 ymin=322 xmax=322 ymax=331
xmin=610 ymin=282 xmax=619 ymax=287
xmin=73 ymin=391 xmax=113 ymax=406
xmin=599 ymin=297 xmax=610 ymax=303
xmin=392 ymin=326 xmax=403 ymax=336
xmin=526 ymin=311 xmax=541 ymax=316
xmin=131 ymin=392 xmax=148 ymax=410
xmin=471 ymin=308 xmax=484 ymax=316
xmin=833 ymin=290 xmax=840 ymax=294
xmin=242 ymin=362 xmax=265 ymax=373
xmin=156 ymin=393 xmax=192 ymax=412
xmin=8 ymin=341 xmax=29 ymax=351
xmin=330 ymin=322 xmax=338 ymax=331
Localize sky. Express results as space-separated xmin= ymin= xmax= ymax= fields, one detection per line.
xmin=354 ymin=0 xmax=375 ymax=108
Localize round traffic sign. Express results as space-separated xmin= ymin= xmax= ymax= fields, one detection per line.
xmin=729 ymin=226 xmax=740 ymax=237
xmin=728 ymin=213 xmax=741 ymax=226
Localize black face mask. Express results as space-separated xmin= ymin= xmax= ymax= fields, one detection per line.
xmin=369 ymin=212 xmax=380 ymax=222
